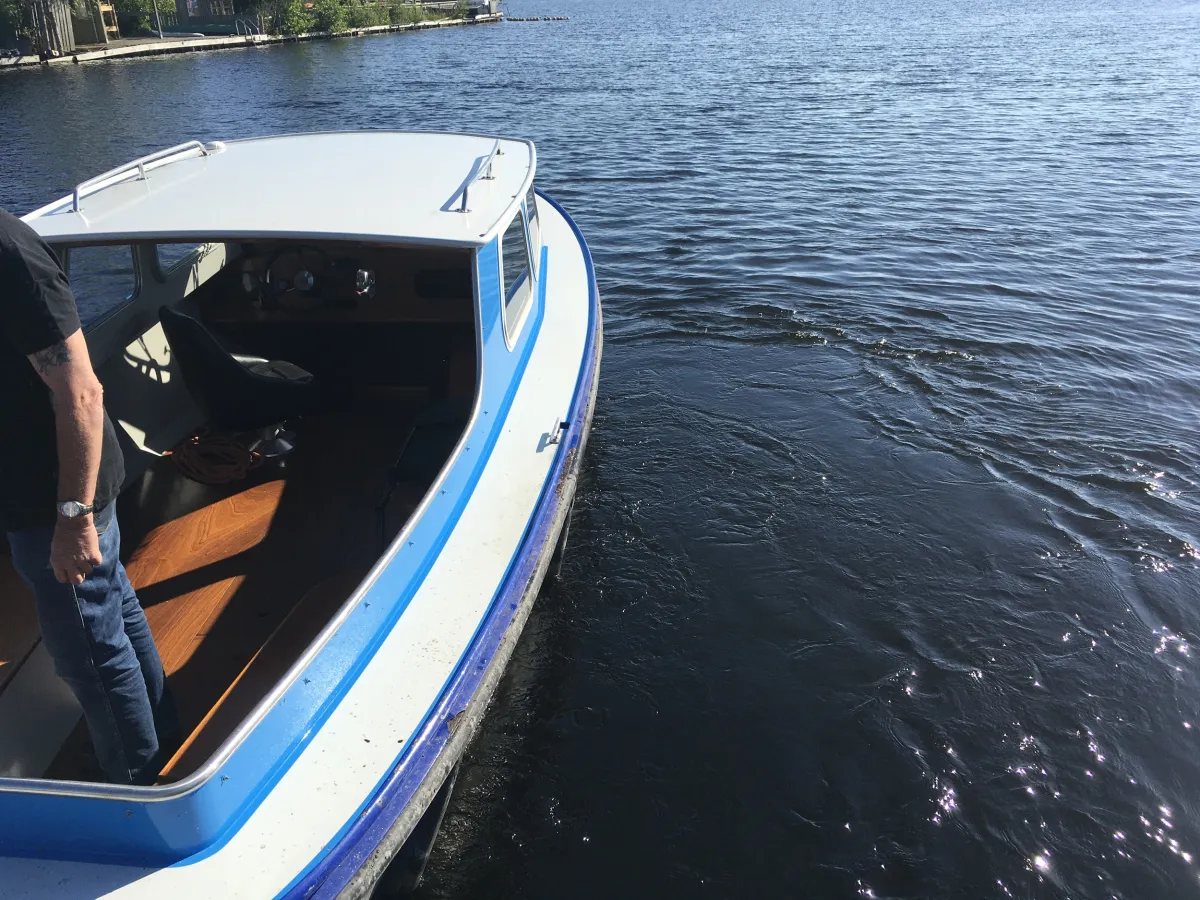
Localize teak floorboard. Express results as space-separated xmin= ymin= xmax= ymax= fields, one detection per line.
xmin=44 ymin=399 xmax=421 ymax=782
xmin=158 ymin=569 xmax=364 ymax=781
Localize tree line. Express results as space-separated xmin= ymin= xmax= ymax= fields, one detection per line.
xmin=1 ymin=0 xmax=471 ymax=46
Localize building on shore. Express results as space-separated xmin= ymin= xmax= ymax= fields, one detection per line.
xmin=3 ymin=0 xmax=119 ymax=52
xmin=2 ymin=0 xmax=76 ymax=54
xmin=71 ymin=0 xmax=120 ymax=45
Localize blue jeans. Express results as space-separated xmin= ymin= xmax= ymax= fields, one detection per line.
xmin=7 ymin=504 xmax=177 ymax=785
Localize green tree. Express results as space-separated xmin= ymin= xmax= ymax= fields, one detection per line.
xmin=0 ymin=0 xmax=27 ymax=44
xmin=345 ymin=0 xmax=387 ymax=26
xmin=308 ymin=0 xmax=343 ymax=31
xmin=389 ymin=2 xmax=425 ymax=25
xmin=254 ymin=0 xmax=310 ymax=33
xmin=113 ymin=0 xmax=163 ymax=36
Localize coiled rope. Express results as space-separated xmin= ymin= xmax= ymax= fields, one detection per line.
xmin=167 ymin=430 xmax=262 ymax=485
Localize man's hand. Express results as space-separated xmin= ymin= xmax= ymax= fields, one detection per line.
xmin=50 ymin=514 xmax=103 ymax=585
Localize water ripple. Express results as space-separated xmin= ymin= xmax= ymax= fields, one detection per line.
xmin=3 ymin=0 xmax=1200 ymax=896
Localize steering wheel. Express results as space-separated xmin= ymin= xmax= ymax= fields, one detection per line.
xmin=263 ymin=245 xmax=333 ymax=310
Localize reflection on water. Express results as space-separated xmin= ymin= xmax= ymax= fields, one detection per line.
xmin=3 ymin=0 xmax=1200 ymax=896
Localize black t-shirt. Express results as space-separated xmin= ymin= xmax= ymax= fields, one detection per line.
xmin=0 ymin=208 xmax=124 ymax=531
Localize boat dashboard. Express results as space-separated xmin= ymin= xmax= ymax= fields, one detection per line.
xmin=191 ymin=240 xmax=475 ymax=325
xmin=177 ymin=240 xmax=478 ymax=397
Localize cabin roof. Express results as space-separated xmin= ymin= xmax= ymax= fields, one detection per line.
xmin=23 ymin=132 xmax=536 ymax=249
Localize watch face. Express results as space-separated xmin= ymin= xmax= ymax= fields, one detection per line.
xmin=59 ymin=501 xmax=89 ymax=518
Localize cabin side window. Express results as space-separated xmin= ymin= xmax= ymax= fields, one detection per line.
xmin=524 ymin=184 xmax=540 ymax=277
xmin=64 ymin=245 xmax=138 ymax=328
xmin=500 ymin=208 xmax=534 ymax=344
xmin=155 ymin=242 xmax=209 ymax=278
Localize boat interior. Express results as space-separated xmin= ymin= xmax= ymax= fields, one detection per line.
xmin=0 ymin=239 xmax=478 ymax=785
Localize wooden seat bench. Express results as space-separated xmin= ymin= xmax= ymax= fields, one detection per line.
xmin=158 ymin=569 xmax=364 ymax=782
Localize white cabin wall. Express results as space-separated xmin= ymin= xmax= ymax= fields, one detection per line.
xmin=88 ymin=243 xmax=235 ymax=485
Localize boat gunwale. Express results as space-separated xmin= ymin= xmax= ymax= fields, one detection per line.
xmin=289 ymin=189 xmax=602 ymax=900
xmin=331 ymin=336 xmax=600 ymax=900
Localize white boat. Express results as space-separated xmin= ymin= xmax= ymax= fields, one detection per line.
xmin=0 ymin=132 xmax=601 ymax=898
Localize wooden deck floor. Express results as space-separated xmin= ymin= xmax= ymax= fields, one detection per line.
xmin=42 ymin=396 xmax=426 ymax=782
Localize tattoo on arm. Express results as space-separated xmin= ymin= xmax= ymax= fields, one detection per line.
xmin=31 ymin=340 xmax=71 ymax=377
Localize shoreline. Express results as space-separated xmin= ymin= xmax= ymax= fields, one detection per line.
xmin=0 ymin=13 xmax=502 ymax=71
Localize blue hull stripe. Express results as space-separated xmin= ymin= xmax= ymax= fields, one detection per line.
xmin=281 ymin=193 xmax=600 ymax=899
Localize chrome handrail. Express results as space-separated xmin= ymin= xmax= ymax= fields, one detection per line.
xmin=457 ymin=138 xmax=502 ymax=213
xmin=71 ymin=140 xmax=224 ymax=213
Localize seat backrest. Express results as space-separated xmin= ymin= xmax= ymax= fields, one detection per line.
xmin=158 ymin=306 xmax=252 ymax=424
xmin=158 ymin=306 xmax=319 ymax=432
xmin=99 ymin=319 xmax=203 ymax=488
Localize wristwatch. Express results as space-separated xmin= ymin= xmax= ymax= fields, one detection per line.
xmin=57 ymin=500 xmax=94 ymax=519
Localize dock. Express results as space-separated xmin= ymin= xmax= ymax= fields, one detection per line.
xmin=0 ymin=13 xmax=502 ymax=71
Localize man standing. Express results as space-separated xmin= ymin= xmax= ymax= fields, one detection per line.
xmin=0 ymin=208 xmax=176 ymax=785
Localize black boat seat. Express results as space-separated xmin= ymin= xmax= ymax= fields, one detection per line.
xmin=158 ymin=305 xmax=322 ymax=432
xmin=233 ymin=356 xmax=312 ymax=383
xmin=393 ymin=397 xmax=473 ymax=484
xmin=374 ymin=397 xmax=473 ymax=549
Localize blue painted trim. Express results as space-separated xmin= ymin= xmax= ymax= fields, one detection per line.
xmin=284 ymin=193 xmax=600 ymax=900
xmin=277 ymin=239 xmax=550 ymax=899
xmin=0 ymin=244 xmax=539 ymax=866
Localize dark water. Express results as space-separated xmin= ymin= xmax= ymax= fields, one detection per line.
xmin=3 ymin=0 xmax=1200 ymax=895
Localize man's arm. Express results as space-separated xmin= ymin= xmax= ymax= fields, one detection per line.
xmin=27 ymin=328 xmax=105 ymax=585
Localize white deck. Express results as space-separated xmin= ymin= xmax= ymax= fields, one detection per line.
xmin=23 ymin=132 xmax=535 ymax=249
